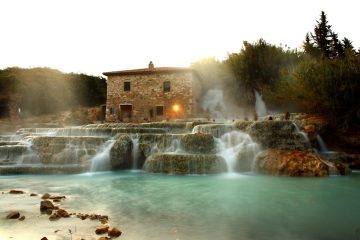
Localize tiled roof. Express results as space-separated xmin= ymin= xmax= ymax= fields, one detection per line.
xmin=103 ymin=67 xmax=193 ymax=76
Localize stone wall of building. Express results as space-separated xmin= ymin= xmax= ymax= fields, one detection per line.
xmin=105 ymin=71 xmax=200 ymax=122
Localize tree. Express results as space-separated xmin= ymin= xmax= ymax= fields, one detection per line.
xmin=330 ymin=32 xmax=344 ymax=58
xmin=311 ymin=11 xmax=333 ymax=58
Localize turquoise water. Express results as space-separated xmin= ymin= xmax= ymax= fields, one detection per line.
xmin=1 ymin=171 xmax=360 ymax=240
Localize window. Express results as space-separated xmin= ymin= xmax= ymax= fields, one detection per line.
xmin=124 ymin=81 xmax=130 ymax=91
xmin=163 ymin=81 xmax=170 ymax=92
xmin=109 ymin=107 xmax=114 ymax=114
xmin=156 ymin=106 xmax=164 ymax=116
xmin=149 ymin=109 xmax=154 ymax=118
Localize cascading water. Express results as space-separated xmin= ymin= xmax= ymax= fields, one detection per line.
xmin=90 ymin=140 xmax=115 ymax=171
xmin=216 ymin=130 xmax=260 ymax=172
xmin=165 ymin=138 xmax=182 ymax=153
xmin=255 ymin=90 xmax=267 ymax=117
xmin=130 ymin=134 xmax=140 ymax=169
xmin=292 ymin=123 xmax=311 ymax=148
xmin=316 ymin=134 xmax=329 ymax=152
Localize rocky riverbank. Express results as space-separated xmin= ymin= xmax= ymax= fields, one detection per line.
xmin=1 ymin=189 xmax=122 ymax=240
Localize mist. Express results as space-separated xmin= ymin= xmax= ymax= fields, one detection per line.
xmin=192 ymin=58 xmax=253 ymax=120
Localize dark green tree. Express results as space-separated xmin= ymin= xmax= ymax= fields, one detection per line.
xmin=311 ymin=11 xmax=333 ymax=58
xmin=330 ymin=32 xmax=344 ymax=58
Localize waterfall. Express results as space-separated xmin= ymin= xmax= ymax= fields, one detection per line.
xmin=316 ymin=134 xmax=329 ymax=152
xmin=131 ymin=135 xmax=140 ymax=169
xmin=255 ymin=90 xmax=267 ymax=117
xmin=216 ymin=131 xmax=260 ymax=172
xmin=90 ymin=140 xmax=115 ymax=171
xmin=292 ymin=123 xmax=311 ymax=148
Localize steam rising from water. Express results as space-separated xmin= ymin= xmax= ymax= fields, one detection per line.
xmin=201 ymin=89 xmax=227 ymax=119
xmin=255 ymin=90 xmax=267 ymax=117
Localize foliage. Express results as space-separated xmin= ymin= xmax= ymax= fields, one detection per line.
xmin=304 ymin=11 xmax=357 ymax=59
xmin=296 ymin=52 xmax=360 ymax=124
xmin=224 ymin=39 xmax=301 ymax=106
xmin=0 ymin=67 xmax=106 ymax=116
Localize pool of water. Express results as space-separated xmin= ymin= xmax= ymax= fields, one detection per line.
xmin=1 ymin=171 xmax=360 ymax=240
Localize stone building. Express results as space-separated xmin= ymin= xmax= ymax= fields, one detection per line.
xmin=103 ymin=62 xmax=201 ymax=122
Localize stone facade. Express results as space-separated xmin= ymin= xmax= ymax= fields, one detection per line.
xmin=104 ymin=62 xmax=201 ymax=122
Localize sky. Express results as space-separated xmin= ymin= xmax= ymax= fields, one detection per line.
xmin=0 ymin=0 xmax=359 ymax=76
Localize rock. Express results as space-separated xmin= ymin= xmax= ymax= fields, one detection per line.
xmin=46 ymin=209 xmax=53 ymax=215
xmin=192 ymin=124 xmax=235 ymax=138
xmin=18 ymin=216 xmax=25 ymax=221
xmin=322 ymin=152 xmax=360 ymax=169
xmin=98 ymin=237 xmax=111 ymax=240
xmin=109 ymin=134 xmax=133 ymax=169
xmin=254 ymin=149 xmax=329 ymax=177
xmin=31 ymin=136 xmax=107 ymax=165
xmin=247 ymin=121 xmax=310 ymax=150
xmin=49 ymin=195 xmax=66 ymax=201
xmin=108 ymin=227 xmax=122 ymax=238
xmin=302 ymin=115 xmax=330 ymax=135
xmin=30 ymin=193 xmax=38 ymax=197
xmin=49 ymin=212 xmax=61 ymax=221
xmin=41 ymin=193 xmax=50 ymax=199
xmin=303 ymin=124 xmax=317 ymax=141
xmin=57 ymin=209 xmax=70 ymax=218
xmin=40 ymin=237 xmax=48 ymax=240
xmin=180 ymin=133 xmax=215 ymax=154
xmin=332 ymin=161 xmax=351 ymax=175
xmin=144 ymin=153 xmax=227 ymax=174
xmin=6 ymin=211 xmax=20 ymax=219
xmin=40 ymin=200 xmax=55 ymax=212
xmin=9 ymin=190 xmax=24 ymax=194
xmin=233 ymin=120 xmax=253 ymax=132
xmin=95 ymin=225 xmax=109 ymax=235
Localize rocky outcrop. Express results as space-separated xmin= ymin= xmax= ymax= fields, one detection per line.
xmin=247 ymin=121 xmax=309 ymax=150
xmin=192 ymin=124 xmax=235 ymax=138
xmin=144 ymin=153 xmax=227 ymax=174
xmin=180 ymin=133 xmax=215 ymax=154
xmin=109 ymin=134 xmax=133 ymax=169
xmin=233 ymin=120 xmax=253 ymax=132
xmin=138 ymin=134 xmax=183 ymax=157
xmin=31 ymin=136 xmax=107 ymax=165
xmin=254 ymin=149 xmax=329 ymax=176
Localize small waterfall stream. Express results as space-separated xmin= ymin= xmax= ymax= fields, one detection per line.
xmin=216 ymin=131 xmax=260 ymax=172
xmin=130 ymin=134 xmax=140 ymax=169
xmin=316 ymin=134 xmax=329 ymax=152
xmin=90 ymin=140 xmax=115 ymax=171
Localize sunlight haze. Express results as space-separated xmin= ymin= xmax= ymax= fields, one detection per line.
xmin=0 ymin=0 xmax=359 ymax=76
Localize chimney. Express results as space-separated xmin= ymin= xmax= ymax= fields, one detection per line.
xmin=148 ymin=61 xmax=154 ymax=70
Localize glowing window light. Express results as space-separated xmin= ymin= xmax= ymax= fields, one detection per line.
xmin=172 ymin=104 xmax=180 ymax=113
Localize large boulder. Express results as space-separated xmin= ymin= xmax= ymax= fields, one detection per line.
xmin=180 ymin=133 xmax=215 ymax=154
xmin=143 ymin=153 xmax=227 ymax=174
xmin=254 ymin=149 xmax=329 ymax=177
xmin=109 ymin=134 xmax=133 ymax=169
xmin=247 ymin=121 xmax=309 ymax=150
